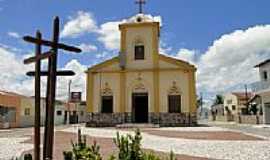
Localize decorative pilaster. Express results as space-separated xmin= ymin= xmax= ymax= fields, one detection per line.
xmin=87 ymin=72 xmax=94 ymax=112
xmin=189 ymin=71 xmax=197 ymax=113
xmin=120 ymin=71 xmax=126 ymax=112
xmin=152 ymin=24 xmax=160 ymax=113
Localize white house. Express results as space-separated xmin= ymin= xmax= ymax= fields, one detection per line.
xmin=253 ymin=59 xmax=270 ymax=124
xmin=223 ymin=92 xmax=253 ymax=115
xmin=20 ymin=97 xmax=67 ymax=127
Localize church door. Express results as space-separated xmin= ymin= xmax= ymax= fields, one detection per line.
xmin=132 ymin=93 xmax=148 ymax=123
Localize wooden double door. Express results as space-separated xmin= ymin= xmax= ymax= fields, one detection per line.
xmin=132 ymin=93 xmax=148 ymax=123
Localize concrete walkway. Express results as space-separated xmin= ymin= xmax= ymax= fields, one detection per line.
xmin=200 ymin=120 xmax=270 ymax=138
xmin=62 ymin=126 xmax=270 ymax=160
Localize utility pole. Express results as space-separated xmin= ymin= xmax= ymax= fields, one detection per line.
xmin=245 ymin=84 xmax=249 ymax=115
xmin=67 ymin=80 xmax=72 ymax=124
xmin=200 ymin=92 xmax=203 ymax=118
xmin=68 ymin=80 xmax=72 ymax=101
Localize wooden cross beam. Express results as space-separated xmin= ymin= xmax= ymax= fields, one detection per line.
xmin=24 ymin=51 xmax=54 ymax=65
xmin=23 ymin=36 xmax=81 ymax=53
xmin=26 ymin=70 xmax=75 ymax=76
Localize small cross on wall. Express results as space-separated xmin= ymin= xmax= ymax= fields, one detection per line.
xmin=135 ymin=0 xmax=146 ymax=14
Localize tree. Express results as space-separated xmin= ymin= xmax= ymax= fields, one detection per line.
xmin=213 ymin=95 xmax=223 ymax=105
xmin=197 ymin=97 xmax=203 ymax=109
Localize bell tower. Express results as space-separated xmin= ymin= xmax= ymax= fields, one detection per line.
xmin=119 ymin=15 xmax=160 ymax=70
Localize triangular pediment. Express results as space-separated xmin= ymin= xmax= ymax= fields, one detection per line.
xmin=159 ymin=54 xmax=196 ymax=71
xmin=86 ymin=54 xmax=196 ymax=72
xmin=87 ymin=56 xmax=120 ymax=72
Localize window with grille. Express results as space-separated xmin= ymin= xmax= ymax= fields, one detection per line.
xmin=168 ymin=95 xmax=181 ymax=113
xmin=135 ymin=45 xmax=145 ymax=60
xmin=263 ymin=71 xmax=268 ymax=80
xmin=24 ymin=108 xmax=30 ymax=116
xmin=227 ymin=99 xmax=232 ymax=104
xmin=56 ymin=110 xmax=62 ymax=116
xmin=0 ymin=106 xmax=16 ymax=122
xmin=101 ymin=96 xmax=113 ymax=113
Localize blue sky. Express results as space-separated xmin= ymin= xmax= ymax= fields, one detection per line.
xmin=1 ymin=0 xmax=270 ymax=104
xmin=1 ymin=0 xmax=270 ymax=63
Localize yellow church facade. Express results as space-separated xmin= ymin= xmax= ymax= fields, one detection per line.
xmin=86 ymin=14 xmax=197 ymax=127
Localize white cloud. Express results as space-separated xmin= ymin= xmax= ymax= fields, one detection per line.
xmin=56 ymin=59 xmax=87 ymax=100
xmin=61 ymin=11 xmax=97 ymax=38
xmin=197 ymin=25 xmax=270 ymax=94
xmin=97 ymin=21 xmax=122 ymax=50
xmin=95 ymin=51 xmax=111 ymax=59
xmin=78 ymin=43 xmax=97 ymax=53
xmin=7 ymin=32 xmax=20 ymax=38
xmin=61 ymin=11 xmax=162 ymax=51
xmin=0 ymin=43 xmax=22 ymax=53
xmin=60 ymin=11 xmax=120 ymax=50
xmin=159 ymin=41 xmax=172 ymax=55
xmin=0 ymin=45 xmax=88 ymax=101
xmin=176 ymin=48 xmax=198 ymax=65
xmin=160 ymin=25 xmax=270 ymax=107
xmin=0 ymin=47 xmax=33 ymax=96
xmin=97 ymin=14 xmax=162 ymax=51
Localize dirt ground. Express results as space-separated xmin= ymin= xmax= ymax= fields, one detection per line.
xmin=23 ymin=131 xmax=216 ymax=160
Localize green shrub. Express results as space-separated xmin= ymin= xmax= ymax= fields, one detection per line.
xmin=113 ymin=129 xmax=176 ymax=160
xmin=113 ymin=129 xmax=143 ymax=160
xmin=142 ymin=152 xmax=161 ymax=160
xmin=167 ymin=151 xmax=176 ymax=160
xmin=63 ymin=129 xmax=102 ymax=160
xmin=64 ymin=129 xmax=176 ymax=160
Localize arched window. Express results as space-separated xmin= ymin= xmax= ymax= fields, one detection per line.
xmin=135 ymin=42 xmax=145 ymax=60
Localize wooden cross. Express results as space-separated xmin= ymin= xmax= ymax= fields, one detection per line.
xmin=23 ymin=16 xmax=81 ymax=160
xmin=135 ymin=0 xmax=146 ymax=14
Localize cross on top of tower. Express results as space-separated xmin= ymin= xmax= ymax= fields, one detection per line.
xmin=135 ymin=0 xmax=146 ymax=14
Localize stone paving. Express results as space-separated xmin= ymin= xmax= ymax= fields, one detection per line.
xmin=1 ymin=124 xmax=270 ymax=160
xmin=24 ymin=131 xmax=211 ymax=160
xmin=151 ymin=126 xmax=230 ymax=132
xmin=63 ymin=126 xmax=270 ymax=160
xmin=201 ymin=120 xmax=270 ymax=138
xmin=0 ymin=137 xmax=32 ymax=159
xmin=0 ymin=125 xmax=68 ymax=159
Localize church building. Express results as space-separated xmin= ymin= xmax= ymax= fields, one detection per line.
xmin=86 ymin=5 xmax=197 ymax=127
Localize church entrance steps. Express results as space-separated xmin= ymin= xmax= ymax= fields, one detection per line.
xmin=116 ymin=123 xmax=159 ymax=129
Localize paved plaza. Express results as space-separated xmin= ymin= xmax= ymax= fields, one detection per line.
xmin=0 ymin=123 xmax=270 ymax=160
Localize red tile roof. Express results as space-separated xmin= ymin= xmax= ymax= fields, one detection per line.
xmin=232 ymin=92 xmax=253 ymax=100
xmin=0 ymin=90 xmax=28 ymax=98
